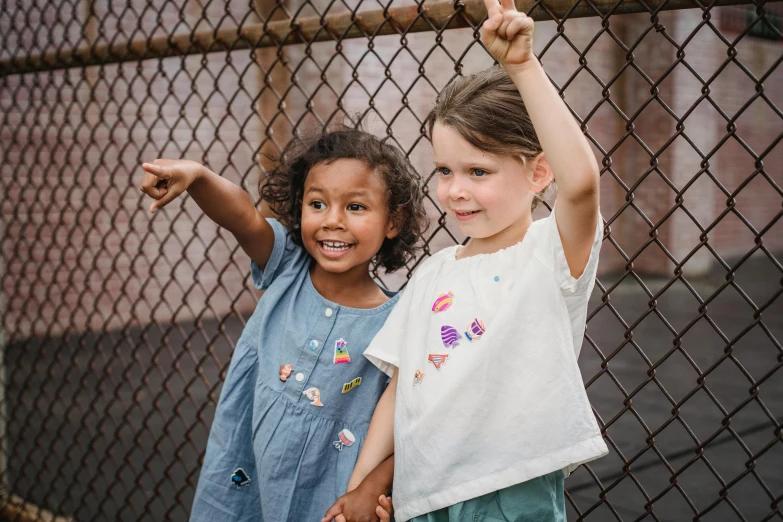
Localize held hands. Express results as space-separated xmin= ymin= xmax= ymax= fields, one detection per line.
xmin=139 ymin=159 xmax=205 ymax=213
xmin=481 ymin=0 xmax=536 ymax=73
xmin=321 ymin=485 xmax=394 ymax=522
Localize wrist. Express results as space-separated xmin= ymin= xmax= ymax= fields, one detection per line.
xmin=358 ymin=467 xmax=392 ymax=496
xmin=504 ymin=56 xmax=543 ymax=79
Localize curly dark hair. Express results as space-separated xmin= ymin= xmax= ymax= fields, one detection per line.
xmin=260 ymin=126 xmax=428 ymax=273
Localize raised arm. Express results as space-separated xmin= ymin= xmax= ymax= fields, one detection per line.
xmin=482 ymin=0 xmax=600 ymax=277
xmin=140 ymin=159 xmax=276 ymax=269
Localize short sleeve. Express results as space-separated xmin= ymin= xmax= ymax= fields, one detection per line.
xmin=536 ymin=202 xmax=603 ymax=297
xmin=363 ymin=284 xmax=414 ymax=377
xmin=250 ymin=218 xmax=303 ymax=290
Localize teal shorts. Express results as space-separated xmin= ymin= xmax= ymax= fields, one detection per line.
xmin=409 ymin=470 xmax=565 ymax=522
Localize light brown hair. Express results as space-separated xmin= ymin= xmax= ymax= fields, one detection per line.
xmin=425 ymin=66 xmax=554 ymax=209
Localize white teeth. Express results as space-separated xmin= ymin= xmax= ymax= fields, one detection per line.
xmin=321 ymin=241 xmax=351 ymax=252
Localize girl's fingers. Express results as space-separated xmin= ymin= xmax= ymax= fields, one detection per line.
xmin=141 ymin=161 xmax=173 ymax=179
xmin=481 ymin=11 xmax=503 ymax=45
xmin=140 ymin=174 xmax=166 ymax=199
xmin=500 ymin=0 xmax=517 ymax=11
xmin=505 ymin=14 xmax=531 ymax=41
xmin=149 ymin=184 xmax=180 ymax=213
xmin=496 ymin=11 xmax=515 ymax=40
xmin=377 ymin=505 xmax=391 ymax=522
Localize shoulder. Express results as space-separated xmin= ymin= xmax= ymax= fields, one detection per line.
xmin=409 ymin=246 xmax=457 ymax=282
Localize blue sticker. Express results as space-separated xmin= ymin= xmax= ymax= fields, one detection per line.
xmin=309 ymin=340 xmax=319 ymax=351
xmin=494 ymin=276 xmax=500 ymax=282
xmin=231 ymin=468 xmax=251 ymax=488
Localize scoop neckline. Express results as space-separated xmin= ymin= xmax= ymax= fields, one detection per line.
xmin=304 ymin=269 xmax=401 ymax=315
xmin=450 ymin=220 xmax=539 ymax=262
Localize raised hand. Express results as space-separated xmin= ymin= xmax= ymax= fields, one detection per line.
xmin=481 ymin=0 xmax=536 ymax=72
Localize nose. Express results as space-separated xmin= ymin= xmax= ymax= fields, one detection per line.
xmin=446 ymin=175 xmax=469 ymax=201
xmin=322 ymin=206 xmax=346 ymax=230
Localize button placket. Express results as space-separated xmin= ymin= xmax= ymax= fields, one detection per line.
xmin=286 ymin=305 xmax=339 ymax=403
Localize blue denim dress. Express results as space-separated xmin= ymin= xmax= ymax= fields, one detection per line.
xmin=190 ymin=219 xmax=400 ymax=521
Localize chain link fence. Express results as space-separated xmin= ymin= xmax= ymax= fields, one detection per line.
xmin=1 ymin=0 xmax=781 ymax=520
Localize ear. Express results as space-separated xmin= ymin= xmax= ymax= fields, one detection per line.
xmin=385 ymin=211 xmax=400 ymax=240
xmin=528 ymin=152 xmax=553 ymax=194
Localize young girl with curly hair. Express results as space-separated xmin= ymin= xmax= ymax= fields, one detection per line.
xmin=140 ymin=127 xmax=427 ymax=521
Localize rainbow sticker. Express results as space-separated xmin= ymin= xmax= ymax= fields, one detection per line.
xmin=333 ymin=338 xmax=351 ymax=364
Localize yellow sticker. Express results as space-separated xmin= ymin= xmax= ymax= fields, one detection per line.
xmin=341 ymin=377 xmax=362 ymax=394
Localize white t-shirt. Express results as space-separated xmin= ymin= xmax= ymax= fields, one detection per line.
xmin=364 ymin=205 xmax=609 ymax=522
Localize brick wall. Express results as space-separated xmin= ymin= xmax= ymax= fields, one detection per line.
xmin=1 ymin=2 xmax=780 ymax=339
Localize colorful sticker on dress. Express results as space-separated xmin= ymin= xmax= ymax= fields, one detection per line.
xmin=441 ymin=325 xmax=462 ymax=348
xmin=432 ymin=291 xmax=454 ymax=312
xmin=413 ymin=369 xmax=424 ymax=385
xmin=279 ymin=364 xmax=293 ymax=382
xmin=333 ymin=429 xmax=356 ymax=451
xmin=465 ymin=318 xmax=487 ymax=342
xmin=303 ymin=387 xmax=324 ymax=406
xmin=342 ymin=377 xmax=362 ymax=394
xmin=230 ymin=468 xmax=251 ymax=488
xmin=428 ymin=353 xmax=450 ymax=370
xmin=333 ymin=338 xmax=351 ymax=364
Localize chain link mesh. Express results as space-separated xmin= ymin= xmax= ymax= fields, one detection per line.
xmin=1 ymin=0 xmax=781 ymax=520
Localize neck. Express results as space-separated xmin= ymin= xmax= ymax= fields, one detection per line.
xmin=309 ymin=261 xmax=386 ymax=308
xmin=458 ymin=213 xmax=534 ymax=259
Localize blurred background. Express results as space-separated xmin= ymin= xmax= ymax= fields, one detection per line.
xmin=0 ymin=0 xmax=781 ymax=520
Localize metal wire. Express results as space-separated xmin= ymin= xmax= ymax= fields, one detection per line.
xmin=0 ymin=0 xmax=781 ymax=520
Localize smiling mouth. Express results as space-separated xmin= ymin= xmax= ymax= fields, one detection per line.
xmin=455 ymin=210 xmax=480 ymax=217
xmin=318 ymin=240 xmax=353 ymax=253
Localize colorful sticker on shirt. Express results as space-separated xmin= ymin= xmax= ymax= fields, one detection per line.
xmin=279 ymin=364 xmax=293 ymax=382
xmin=341 ymin=377 xmax=362 ymax=394
xmin=428 ymin=353 xmax=450 ymax=370
xmin=413 ymin=369 xmax=424 ymax=385
xmin=432 ymin=291 xmax=454 ymax=312
xmin=309 ymin=340 xmax=319 ymax=351
xmin=333 ymin=338 xmax=351 ymax=364
xmin=230 ymin=468 xmax=251 ymax=488
xmin=303 ymin=387 xmax=324 ymax=406
xmin=333 ymin=429 xmax=356 ymax=451
xmin=441 ymin=325 xmax=462 ymax=348
xmin=465 ymin=318 xmax=487 ymax=342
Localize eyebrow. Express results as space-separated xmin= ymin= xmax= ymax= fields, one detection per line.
xmin=305 ymin=186 xmax=372 ymax=198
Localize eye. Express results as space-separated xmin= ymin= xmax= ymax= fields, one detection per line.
xmin=472 ymin=168 xmax=488 ymax=177
xmin=310 ymin=201 xmax=325 ymax=210
xmin=437 ymin=167 xmax=452 ymax=176
xmin=348 ymin=203 xmax=366 ymax=211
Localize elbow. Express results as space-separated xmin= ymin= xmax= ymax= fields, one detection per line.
xmin=562 ymin=168 xmax=600 ymax=205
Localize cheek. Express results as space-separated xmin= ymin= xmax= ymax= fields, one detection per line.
xmin=478 ymin=178 xmax=526 ymax=213
xmin=352 ymin=214 xmax=389 ymax=245
xmin=299 ymin=210 xmax=317 ymax=236
xmin=436 ymin=180 xmax=450 ymax=207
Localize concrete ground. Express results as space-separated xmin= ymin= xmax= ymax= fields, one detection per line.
xmin=4 ymin=252 xmax=781 ymax=522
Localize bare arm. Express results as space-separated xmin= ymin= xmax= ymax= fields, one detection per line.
xmin=140 ymin=159 xmax=276 ymax=269
xmin=347 ymin=368 xmax=398 ymax=488
xmin=509 ymin=61 xmax=600 ymax=277
xmin=482 ymin=0 xmax=600 ymax=277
